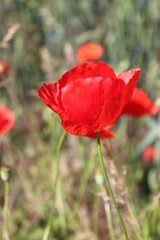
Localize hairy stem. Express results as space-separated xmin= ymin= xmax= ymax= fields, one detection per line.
xmin=97 ymin=132 xmax=129 ymax=240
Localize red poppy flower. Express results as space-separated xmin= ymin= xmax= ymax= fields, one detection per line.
xmin=122 ymin=88 xmax=159 ymax=117
xmin=142 ymin=147 xmax=157 ymax=163
xmin=0 ymin=104 xmax=15 ymax=135
xmin=38 ymin=62 xmax=141 ymax=136
xmin=77 ymin=43 xmax=104 ymax=63
xmin=0 ymin=62 xmax=10 ymax=74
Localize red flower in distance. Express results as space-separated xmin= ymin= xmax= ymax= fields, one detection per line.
xmin=0 ymin=104 xmax=15 ymax=135
xmin=142 ymin=147 xmax=157 ymax=163
xmin=77 ymin=43 xmax=104 ymax=63
xmin=0 ymin=62 xmax=10 ymax=74
xmin=38 ymin=62 xmax=141 ymax=136
xmin=122 ymin=88 xmax=158 ymax=117
xmin=157 ymin=49 xmax=160 ymax=59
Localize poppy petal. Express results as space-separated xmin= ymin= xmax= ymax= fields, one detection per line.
xmin=38 ymin=83 xmax=62 ymax=114
xmin=0 ymin=105 xmax=15 ymax=135
xmin=122 ymin=88 xmax=159 ymax=117
xmin=117 ymin=68 xmax=141 ymax=104
xmin=39 ymin=63 xmax=117 ymax=113
xmin=92 ymin=91 xmax=126 ymax=131
xmin=61 ymin=115 xmax=90 ymax=136
xmin=93 ymin=69 xmax=141 ymax=131
xmin=38 ymin=83 xmax=92 ymax=135
xmin=61 ymin=76 xmax=125 ymax=126
xmin=58 ymin=62 xmax=116 ymax=88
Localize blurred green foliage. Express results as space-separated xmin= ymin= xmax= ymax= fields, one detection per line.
xmin=0 ymin=0 xmax=160 ymax=239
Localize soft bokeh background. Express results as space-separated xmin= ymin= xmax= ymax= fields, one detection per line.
xmin=0 ymin=0 xmax=160 ymax=239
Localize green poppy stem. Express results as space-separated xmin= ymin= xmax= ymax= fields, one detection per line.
xmin=4 ymin=181 xmax=10 ymax=240
xmin=97 ymin=132 xmax=129 ymax=240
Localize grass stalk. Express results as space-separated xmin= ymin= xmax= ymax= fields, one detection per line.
xmin=4 ymin=181 xmax=10 ymax=240
xmin=43 ymin=129 xmax=66 ymax=240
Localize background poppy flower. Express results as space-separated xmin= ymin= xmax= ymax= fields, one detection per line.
xmin=0 ymin=62 xmax=10 ymax=74
xmin=0 ymin=104 xmax=15 ymax=135
xmin=122 ymin=88 xmax=159 ymax=117
xmin=142 ymin=146 xmax=157 ymax=163
xmin=38 ymin=62 xmax=141 ymax=136
xmin=157 ymin=49 xmax=160 ymax=59
xmin=76 ymin=43 xmax=104 ymax=63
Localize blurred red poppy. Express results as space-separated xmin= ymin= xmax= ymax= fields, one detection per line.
xmin=0 ymin=104 xmax=15 ymax=135
xmin=77 ymin=43 xmax=104 ymax=63
xmin=157 ymin=49 xmax=160 ymax=59
xmin=0 ymin=62 xmax=10 ymax=74
xmin=38 ymin=62 xmax=140 ymax=136
xmin=122 ymin=88 xmax=158 ymax=117
xmin=142 ymin=146 xmax=157 ymax=163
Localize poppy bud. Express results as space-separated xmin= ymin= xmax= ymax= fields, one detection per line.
xmin=95 ymin=170 xmax=104 ymax=186
xmin=0 ymin=165 xmax=12 ymax=182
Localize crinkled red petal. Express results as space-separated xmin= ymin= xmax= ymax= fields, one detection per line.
xmin=38 ymin=83 xmax=92 ymax=135
xmin=38 ymin=83 xmax=63 ymax=114
xmin=92 ymin=91 xmax=126 ymax=131
xmin=117 ymin=68 xmax=141 ymax=104
xmin=58 ymin=62 xmax=116 ymax=89
xmin=92 ymin=68 xmax=141 ymax=131
xmin=61 ymin=76 xmax=125 ymax=126
xmin=0 ymin=105 xmax=15 ymax=135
